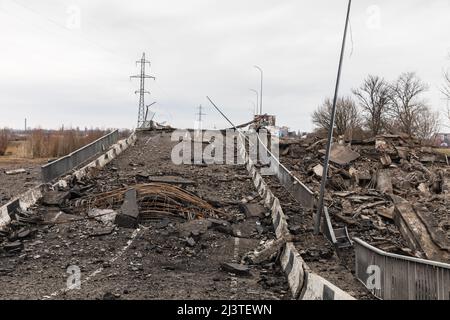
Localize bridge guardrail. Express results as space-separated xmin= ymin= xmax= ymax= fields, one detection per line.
xmin=253 ymin=134 xmax=315 ymax=209
xmin=354 ymin=237 xmax=450 ymax=300
xmin=41 ymin=130 xmax=119 ymax=182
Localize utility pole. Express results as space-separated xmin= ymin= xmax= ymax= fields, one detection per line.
xmin=24 ymin=118 xmax=27 ymax=132
xmin=130 ymin=52 xmax=155 ymax=129
xmin=314 ymin=0 xmax=352 ymax=235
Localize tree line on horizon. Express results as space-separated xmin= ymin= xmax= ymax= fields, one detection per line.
xmin=312 ymin=71 xmax=450 ymax=142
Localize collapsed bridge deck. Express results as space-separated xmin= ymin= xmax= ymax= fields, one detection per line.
xmin=0 ymin=131 xmax=290 ymax=299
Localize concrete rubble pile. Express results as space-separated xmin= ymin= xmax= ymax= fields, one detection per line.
xmin=279 ymin=133 xmax=449 ymax=262
xmin=0 ymin=170 xmax=289 ymax=293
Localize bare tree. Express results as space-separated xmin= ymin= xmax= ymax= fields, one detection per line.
xmin=312 ymin=97 xmax=362 ymax=138
xmin=352 ymin=75 xmax=390 ymax=136
xmin=415 ymin=107 xmax=440 ymax=141
xmin=442 ymin=70 xmax=450 ymax=123
xmin=387 ymin=72 xmax=429 ymax=137
xmin=443 ymin=71 xmax=450 ymax=100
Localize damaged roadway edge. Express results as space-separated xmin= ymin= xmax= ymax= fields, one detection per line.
xmin=0 ymin=133 xmax=137 ymax=231
xmin=237 ymin=134 xmax=355 ymax=300
xmin=1 ymin=131 xmax=291 ymax=300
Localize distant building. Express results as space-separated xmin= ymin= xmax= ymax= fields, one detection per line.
xmin=434 ymin=133 xmax=450 ymax=148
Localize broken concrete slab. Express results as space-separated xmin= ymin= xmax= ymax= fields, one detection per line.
xmin=376 ymin=206 xmax=395 ymax=220
xmin=220 ymin=262 xmax=250 ymax=276
xmin=2 ymin=241 xmax=23 ymax=252
xmin=145 ymin=175 xmax=196 ymax=185
xmin=41 ymin=191 xmax=70 ymax=206
xmin=417 ymin=183 xmax=431 ymax=195
xmin=391 ymin=194 xmax=450 ymax=262
xmin=114 ymin=189 xmax=140 ymax=229
xmin=323 ymin=145 xmax=360 ymax=166
xmin=88 ymin=208 xmax=117 ymax=225
xmin=90 ymin=226 xmax=115 ymax=237
xmin=177 ymin=219 xmax=211 ymax=238
xmin=5 ymin=169 xmax=27 ymax=175
xmin=207 ymin=218 xmax=234 ymax=235
xmin=380 ymin=154 xmax=392 ymax=167
xmin=240 ymin=203 xmax=265 ymax=218
xmin=43 ymin=211 xmax=78 ymax=224
xmin=376 ymin=169 xmax=393 ymax=194
xmin=246 ymin=238 xmax=286 ymax=264
xmin=313 ymin=164 xmax=324 ymax=178
xmin=186 ymin=237 xmax=196 ymax=247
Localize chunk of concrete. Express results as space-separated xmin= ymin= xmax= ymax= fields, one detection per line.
xmin=88 ymin=208 xmax=117 ymax=225
xmin=177 ymin=219 xmax=211 ymax=238
xmin=240 ymin=203 xmax=265 ymax=218
xmin=247 ymin=238 xmax=286 ymax=264
xmin=321 ymin=145 xmax=360 ymax=166
xmin=380 ymin=154 xmax=392 ymax=167
xmin=207 ymin=218 xmax=234 ymax=235
xmin=376 ymin=170 xmax=393 ymax=194
xmin=115 ymin=189 xmax=139 ymax=229
xmin=376 ymin=206 xmax=395 ymax=220
xmin=5 ymin=169 xmax=27 ymax=175
xmin=220 ymin=263 xmax=250 ymax=276
xmin=313 ymin=164 xmax=324 ymax=178
xmin=3 ymin=241 xmax=23 ymax=252
xmin=41 ymin=191 xmax=70 ymax=206
xmin=146 ymin=175 xmax=196 ymax=185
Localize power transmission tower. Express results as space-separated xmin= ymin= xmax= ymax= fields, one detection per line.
xmin=130 ymin=52 xmax=155 ymax=128
xmin=196 ymin=105 xmax=206 ymax=130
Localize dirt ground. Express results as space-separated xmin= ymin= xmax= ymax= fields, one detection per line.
xmin=0 ymin=131 xmax=290 ymax=300
xmin=0 ymin=158 xmax=44 ymax=207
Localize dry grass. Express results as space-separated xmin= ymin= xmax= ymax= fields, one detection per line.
xmin=0 ymin=128 xmax=10 ymax=156
xmin=436 ymin=148 xmax=450 ymax=156
xmin=28 ymin=128 xmax=108 ymax=158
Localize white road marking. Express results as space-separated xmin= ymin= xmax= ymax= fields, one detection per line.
xmin=230 ymin=230 xmax=241 ymax=296
xmin=43 ymin=227 xmax=142 ymax=300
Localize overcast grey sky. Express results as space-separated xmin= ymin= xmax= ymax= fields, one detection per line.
xmin=0 ymin=0 xmax=449 ymax=131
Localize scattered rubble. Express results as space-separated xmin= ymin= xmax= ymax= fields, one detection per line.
xmin=220 ymin=262 xmax=251 ymax=276
xmin=279 ymin=133 xmax=449 ymax=262
xmin=0 ymin=131 xmax=290 ymax=300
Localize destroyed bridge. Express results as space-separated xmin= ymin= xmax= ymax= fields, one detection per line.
xmin=0 ymin=123 xmax=449 ymax=300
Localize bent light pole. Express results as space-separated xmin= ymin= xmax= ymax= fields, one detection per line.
xmin=314 ymin=0 xmax=352 ymax=235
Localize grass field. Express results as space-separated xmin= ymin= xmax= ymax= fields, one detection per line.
xmin=436 ymin=148 xmax=450 ymax=155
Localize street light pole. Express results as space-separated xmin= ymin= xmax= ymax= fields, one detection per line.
xmin=250 ymin=89 xmax=259 ymax=116
xmin=254 ymin=66 xmax=263 ymax=115
xmin=314 ymin=0 xmax=352 ymax=235
xmin=249 ymin=100 xmax=257 ymax=116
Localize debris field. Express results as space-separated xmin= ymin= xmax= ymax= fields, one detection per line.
xmin=278 ymin=133 xmax=449 ymax=263
xmin=0 ymin=131 xmax=291 ymax=300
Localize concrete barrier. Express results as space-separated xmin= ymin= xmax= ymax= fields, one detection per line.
xmin=238 ymin=133 xmax=355 ymax=300
xmin=41 ymin=130 xmax=120 ymax=183
xmin=0 ymin=132 xmax=137 ymax=230
xmin=301 ymin=272 xmax=356 ymax=300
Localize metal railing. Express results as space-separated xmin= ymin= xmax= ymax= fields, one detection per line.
xmin=254 ymin=134 xmax=315 ymax=209
xmin=41 ymin=130 xmax=120 ymax=182
xmin=354 ymin=237 xmax=450 ymax=300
